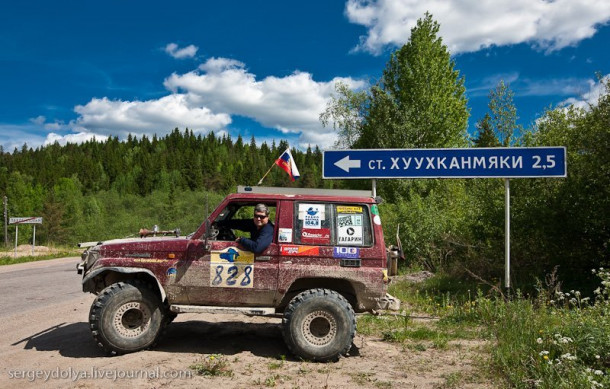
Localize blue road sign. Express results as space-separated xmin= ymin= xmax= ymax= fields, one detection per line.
xmin=323 ymin=147 xmax=566 ymax=179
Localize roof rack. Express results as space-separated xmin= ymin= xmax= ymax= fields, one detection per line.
xmin=237 ymin=185 xmax=373 ymax=198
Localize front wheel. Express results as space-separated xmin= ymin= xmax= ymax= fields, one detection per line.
xmin=89 ymin=280 xmax=165 ymax=355
xmin=282 ymin=289 xmax=356 ymax=362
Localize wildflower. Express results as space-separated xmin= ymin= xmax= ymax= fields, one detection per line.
xmin=539 ymin=350 xmax=549 ymax=357
xmin=536 ymin=338 xmax=543 ymax=344
xmin=594 ymin=370 xmax=603 ymax=376
xmin=560 ymin=353 xmax=577 ymax=361
xmin=543 ymin=355 xmax=549 ymax=360
xmin=595 ymin=355 xmax=600 ymax=359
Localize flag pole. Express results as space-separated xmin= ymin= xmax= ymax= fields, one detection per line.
xmin=257 ymin=161 xmax=276 ymax=186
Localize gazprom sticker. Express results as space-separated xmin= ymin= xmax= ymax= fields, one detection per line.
xmin=333 ymin=247 xmax=360 ymax=259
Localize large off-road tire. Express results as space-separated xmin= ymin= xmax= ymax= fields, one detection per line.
xmin=89 ymin=280 xmax=165 ymax=355
xmin=282 ymin=288 xmax=356 ymax=362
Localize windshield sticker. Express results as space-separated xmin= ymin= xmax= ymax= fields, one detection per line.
xmin=336 ymin=205 xmax=363 ymax=214
xmin=301 ymin=228 xmax=331 ymax=245
xmin=278 ymin=228 xmax=293 ymax=243
xmin=280 ymin=245 xmax=320 ymax=256
xmin=298 ymin=204 xmax=324 ymax=229
xmin=337 ymin=214 xmax=363 ymax=228
xmin=337 ymin=225 xmax=363 ymax=245
xmin=333 ymin=247 xmax=360 ymax=259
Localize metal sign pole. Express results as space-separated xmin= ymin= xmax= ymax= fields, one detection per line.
xmin=32 ymin=225 xmax=36 ymax=255
xmin=505 ymin=178 xmax=511 ymax=290
xmin=14 ymin=225 xmax=18 ymax=258
xmin=372 ymin=179 xmax=377 ymax=198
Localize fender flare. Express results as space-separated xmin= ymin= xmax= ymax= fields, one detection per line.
xmin=82 ymin=267 xmax=167 ymax=302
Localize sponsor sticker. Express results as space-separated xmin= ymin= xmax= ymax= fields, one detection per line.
xmin=211 ymin=247 xmax=255 ymax=264
xmin=301 ymin=228 xmax=331 ymax=244
xmin=337 ymin=214 xmax=362 ymax=228
xmin=336 ymin=205 xmax=363 ymax=214
xmin=298 ymin=204 xmax=324 ymax=229
xmin=333 ymin=247 xmax=360 ymax=259
xmin=373 ymin=214 xmax=382 ymax=225
xmin=280 ymin=245 xmax=320 ymax=256
xmin=337 ymin=225 xmax=363 ymax=245
xmin=371 ymin=205 xmax=379 ymax=215
xmin=210 ymin=247 xmax=254 ymax=288
xmin=278 ymin=228 xmax=293 ymax=243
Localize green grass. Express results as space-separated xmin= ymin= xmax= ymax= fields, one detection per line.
xmin=373 ymin=268 xmax=610 ymax=388
xmin=190 ymin=354 xmax=234 ymax=377
xmin=0 ymin=250 xmax=80 ymax=265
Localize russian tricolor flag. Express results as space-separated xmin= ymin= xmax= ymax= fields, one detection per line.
xmin=275 ymin=148 xmax=300 ymax=181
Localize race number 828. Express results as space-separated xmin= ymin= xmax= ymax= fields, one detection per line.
xmin=210 ymin=264 xmax=254 ymax=288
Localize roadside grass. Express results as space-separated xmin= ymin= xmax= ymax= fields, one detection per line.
xmin=364 ymin=269 xmax=610 ymax=388
xmin=190 ymin=354 xmax=234 ymax=377
xmin=0 ymin=248 xmax=80 ymax=265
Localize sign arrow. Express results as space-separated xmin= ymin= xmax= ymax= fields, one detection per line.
xmin=334 ymin=156 xmax=361 ymax=173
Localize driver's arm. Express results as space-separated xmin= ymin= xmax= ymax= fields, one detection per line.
xmin=237 ymin=223 xmax=273 ymax=254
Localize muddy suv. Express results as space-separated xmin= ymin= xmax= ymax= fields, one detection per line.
xmin=77 ymin=186 xmax=399 ymax=361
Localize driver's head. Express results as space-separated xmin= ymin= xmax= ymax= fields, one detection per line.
xmin=253 ymin=204 xmax=269 ymax=228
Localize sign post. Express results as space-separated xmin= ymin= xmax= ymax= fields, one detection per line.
xmin=323 ymin=147 xmax=567 ymax=290
xmin=9 ymin=217 xmax=43 ymax=257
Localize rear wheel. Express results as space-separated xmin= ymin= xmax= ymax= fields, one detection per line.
xmin=282 ymin=288 xmax=356 ymax=362
xmin=89 ymin=280 xmax=165 ymax=355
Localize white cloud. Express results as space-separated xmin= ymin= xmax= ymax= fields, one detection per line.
xmin=0 ymin=124 xmax=47 ymax=151
xmin=560 ymin=75 xmax=609 ymax=109
xmin=346 ymin=0 xmax=610 ymax=54
xmin=163 ymin=57 xmax=366 ymax=147
xmin=73 ymin=94 xmax=232 ymax=138
xmin=5 ymin=56 xmax=365 ymax=151
xmin=164 ymin=43 xmax=198 ymax=59
xmin=43 ymin=132 xmax=108 ymax=146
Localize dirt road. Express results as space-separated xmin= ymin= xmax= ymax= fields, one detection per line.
xmin=0 ymin=257 xmax=490 ymax=388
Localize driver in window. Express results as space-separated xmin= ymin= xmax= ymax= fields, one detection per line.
xmin=218 ymin=204 xmax=274 ymax=254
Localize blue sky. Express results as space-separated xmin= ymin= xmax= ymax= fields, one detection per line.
xmin=1 ymin=0 xmax=609 ymax=151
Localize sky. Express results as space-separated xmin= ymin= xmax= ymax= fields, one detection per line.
xmin=1 ymin=0 xmax=609 ymax=152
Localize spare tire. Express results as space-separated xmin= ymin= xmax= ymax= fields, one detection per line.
xmin=282 ymin=288 xmax=356 ymax=362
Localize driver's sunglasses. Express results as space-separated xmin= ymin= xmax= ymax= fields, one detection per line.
xmin=254 ymin=213 xmax=268 ymax=220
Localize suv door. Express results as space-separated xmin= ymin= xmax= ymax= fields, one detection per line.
xmin=178 ymin=201 xmax=280 ymax=307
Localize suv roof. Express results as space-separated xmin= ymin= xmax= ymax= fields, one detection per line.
xmin=235 ymin=185 xmax=377 ymax=202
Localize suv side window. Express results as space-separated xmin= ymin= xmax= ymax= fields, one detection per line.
xmin=335 ymin=205 xmax=373 ymax=247
xmin=294 ymin=203 xmax=333 ymax=245
xmin=293 ymin=203 xmax=373 ymax=247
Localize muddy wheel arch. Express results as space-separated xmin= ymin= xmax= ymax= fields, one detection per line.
xmin=279 ymin=278 xmax=362 ymax=312
xmin=82 ymin=267 xmax=166 ymax=301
